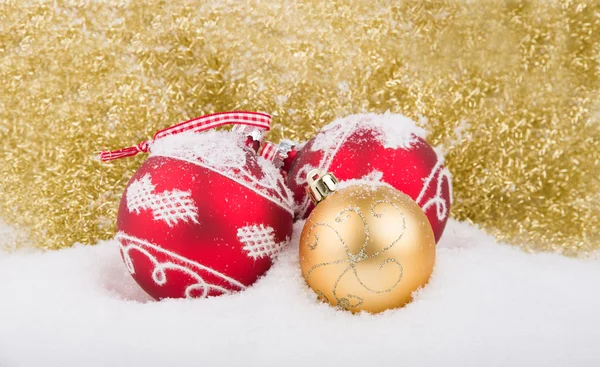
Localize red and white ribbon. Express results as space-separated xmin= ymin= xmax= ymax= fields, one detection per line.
xmin=259 ymin=139 xmax=297 ymax=168
xmin=99 ymin=111 xmax=271 ymax=162
xmin=258 ymin=142 xmax=278 ymax=161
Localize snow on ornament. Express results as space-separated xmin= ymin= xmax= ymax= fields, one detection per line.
xmin=100 ymin=112 xmax=294 ymax=300
xmin=287 ymin=113 xmax=452 ymax=243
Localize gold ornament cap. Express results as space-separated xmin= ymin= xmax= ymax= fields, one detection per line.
xmin=306 ymin=170 xmax=339 ymax=205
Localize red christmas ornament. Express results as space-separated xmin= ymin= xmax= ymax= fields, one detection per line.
xmin=102 ymin=112 xmax=294 ymax=300
xmin=287 ymin=113 xmax=452 ymax=243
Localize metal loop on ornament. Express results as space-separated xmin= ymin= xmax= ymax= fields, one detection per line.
xmin=306 ymin=169 xmax=338 ymax=204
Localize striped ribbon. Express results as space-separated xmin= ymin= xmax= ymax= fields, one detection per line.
xmin=258 ymin=142 xmax=278 ymax=161
xmin=259 ymin=139 xmax=296 ymax=168
xmin=98 ymin=111 xmax=271 ymax=162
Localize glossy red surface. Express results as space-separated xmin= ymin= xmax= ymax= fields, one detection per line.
xmin=117 ymin=155 xmax=293 ymax=300
xmin=287 ymin=126 xmax=451 ymax=243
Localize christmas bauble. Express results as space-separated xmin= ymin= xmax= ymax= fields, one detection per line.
xmin=299 ymin=171 xmax=436 ymax=313
xmin=288 ymin=113 xmax=452 ymax=243
xmin=116 ymin=130 xmax=295 ymax=300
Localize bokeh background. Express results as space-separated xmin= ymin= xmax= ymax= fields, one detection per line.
xmin=0 ymin=0 xmax=598 ymax=254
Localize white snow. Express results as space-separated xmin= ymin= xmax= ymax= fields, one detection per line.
xmin=0 ymin=218 xmax=30 ymax=253
xmin=150 ymin=130 xmax=286 ymax=192
xmin=150 ymin=130 xmax=248 ymax=170
xmin=310 ymin=112 xmax=426 ymax=152
xmin=149 ymin=130 xmax=295 ymax=214
xmin=1 ymin=219 xmax=599 ymax=367
xmin=335 ymin=170 xmax=389 ymax=190
xmin=365 ymin=112 xmax=427 ymax=148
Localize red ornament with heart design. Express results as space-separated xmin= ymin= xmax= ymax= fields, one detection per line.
xmin=103 ymin=112 xmax=294 ymax=300
xmin=287 ymin=113 xmax=452 ymax=243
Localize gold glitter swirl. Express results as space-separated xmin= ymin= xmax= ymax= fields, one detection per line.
xmin=306 ymin=203 xmax=405 ymax=310
xmin=0 ymin=0 xmax=599 ymax=253
xmin=299 ymin=185 xmax=435 ymax=312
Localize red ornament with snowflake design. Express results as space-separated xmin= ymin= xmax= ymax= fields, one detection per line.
xmin=287 ymin=113 xmax=452 ymax=243
xmin=102 ymin=112 xmax=294 ymax=300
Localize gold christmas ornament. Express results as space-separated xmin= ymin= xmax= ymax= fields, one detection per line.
xmin=299 ymin=171 xmax=436 ymax=313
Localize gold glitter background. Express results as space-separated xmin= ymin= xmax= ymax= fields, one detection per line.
xmin=0 ymin=0 xmax=599 ymax=254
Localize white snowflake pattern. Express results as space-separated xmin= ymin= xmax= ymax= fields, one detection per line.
xmin=416 ymin=153 xmax=453 ymax=221
xmin=237 ymin=224 xmax=288 ymax=260
xmin=126 ymin=174 xmax=199 ymax=227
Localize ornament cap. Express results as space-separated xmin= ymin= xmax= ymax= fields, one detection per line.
xmin=306 ymin=170 xmax=338 ymax=204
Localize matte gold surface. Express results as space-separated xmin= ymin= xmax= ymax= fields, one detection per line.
xmin=300 ymin=185 xmax=436 ymax=313
xmin=0 ymin=1 xmax=599 ymax=252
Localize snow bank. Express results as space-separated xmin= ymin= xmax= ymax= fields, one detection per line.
xmin=1 ymin=220 xmax=599 ymax=367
